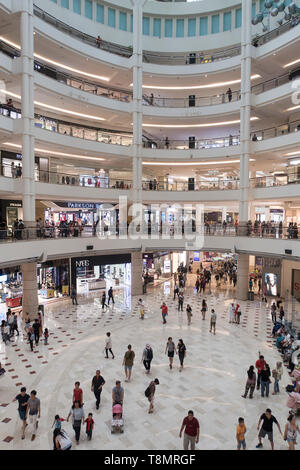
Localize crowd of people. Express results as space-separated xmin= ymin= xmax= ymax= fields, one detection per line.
xmin=1 ymin=262 xmax=300 ymax=451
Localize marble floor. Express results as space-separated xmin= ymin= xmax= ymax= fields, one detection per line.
xmin=0 ymin=275 xmax=297 ymax=450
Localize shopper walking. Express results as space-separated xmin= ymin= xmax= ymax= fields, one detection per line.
xmin=142 ymin=344 xmax=153 ymax=374
xmin=201 ymin=299 xmax=207 ymax=320
xmin=91 ymin=370 xmax=105 ymax=410
xmin=105 ymin=332 xmax=115 ymax=359
xmin=26 ymin=390 xmax=41 ymax=441
xmin=256 ymin=408 xmax=282 ymax=450
xmin=241 ymin=366 xmax=256 ymax=399
xmin=160 ymin=302 xmax=168 ymax=324
xmin=71 ymin=285 xmax=78 ymax=305
xmin=178 ymin=292 xmax=184 ymax=312
xmin=101 ymin=291 xmax=107 ymax=310
xmin=32 ymin=319 xmax=40 ymax=345
xmin=14 ymin=387 xmax=29 ymax=440
xmin=123 ymin=344 xmax=135 ymax=382
xmin=145 ymin=378 xmax=159 ymax=414
xmin=236 ymin=417 xmax=247 ymax=450
xmin=260 ymin=363 xmax=271 ymax=398
xmin=283 ymin=414 xmax=300 ymax=450
xmin=209 ymin=309 xmax=217 ymax=335
xmin=28 ymin=326 xmax=34 ymax=351
xmin=272 ymin=361 xmax=283 ymax=395
xmin=186 ymin=304 xmax=192 ymax=325
xmin=177 ymin=339 xmax=186 ymax=372
xmin=112 ymin=381 xmax=124 ymax=406
xmin=179 ymin=410 xmax=200 ymax=450
xmin=255 ymin=354 xmax=266 ymax=390
xmin=67 ymin=401 xmax=85 ymax=445
xmin=165 ymin=337 xmax=176 ymax=370
xmin=73 ymin=381 xmax=83 ymax=406
xmin=84 ymin=413 xmax=94 ymax=441
xmin=107 ymin=287 xmax=115 ymax=305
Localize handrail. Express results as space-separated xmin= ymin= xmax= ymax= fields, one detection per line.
xmin=33 ymin=4 xmax=133 ymax=58
xmin=0 ymin=223 xmax=299 ymax=244
xmin=253 ymin=12 xmax=300 ymax=47
xmin=33 ymin=4 xmax=300 ymax=66
xmin=2 ymin=161 xmax=300 ymax=192
xmin=2 ymin=103 xmax=300 ymax=150
xmin=0 ymin=39 xmax=293 ymax=109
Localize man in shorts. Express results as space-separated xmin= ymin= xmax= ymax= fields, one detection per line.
xmin=14 ymin=387 xmax=29 ymax=439
xmin=26 ymin=390 xmax=41 ymax=441
xmin=256 ymin=408 xmax=282 ymax=450
xmin=122 ymin=344 xmax=135 ymax=382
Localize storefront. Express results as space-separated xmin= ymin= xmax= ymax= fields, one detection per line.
xmin=0 ymin=266 xmax=22 ymax=308
xmin=44 ymin=201 xmax=119 ymax=230
xmin=0 ymin=200 xmax=23 ymax=231
xmin=71 ymin=254 xmax=131 ymax=295
xmin=37 ymin=259 xmax=70 ymax=300
xmin=0 ymin=150 xmax=48 ymax=182
xmin=143 ymin=252 xmax=174 ymax=283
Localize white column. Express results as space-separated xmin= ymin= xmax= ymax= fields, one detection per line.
xmin=20 ymin=1 xmax=38 ymax=317
xmin=222 ymin=206 xmax=227 ymax=222
xmin=236 ymin=253 xmax=249 ymax=301
xmin=131 ymin=251 xmax=143 ymax=296
xmin=239 ymin=0 xmax=252 ymax=234
xmin=131 ymin=0 xmax=145 ymax=206
xmin=20 ymin=0 xmax=35 ymax=227
xmin=21 ymin=262 xmax=38 ymax=319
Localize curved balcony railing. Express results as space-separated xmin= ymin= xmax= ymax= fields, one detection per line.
xmin=33 ymin=4 xmax=133 ymax=58
xmin=0 ymin=39 xmax=293 ymax=109
xmin=33 ymin=4 xmax=300 ymax=66
xmin=0 ymin=223 xmax=299 ymax=243
xmin=143 ymin=90 xmax=241 ymax=108
xmin=3 ymin=160 xmax=300 ymax=193
xmin=2 ymin=103 xmax=300 ymax=151
xmin=0 ymin=104 xmax=133 ymax=146
xmin=253 ymin=13 xmax=300 ymax=47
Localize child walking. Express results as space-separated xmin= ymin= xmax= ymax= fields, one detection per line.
xmin=53 ymin=414 xmax=66 ymax=430
xmin=209 ymin=309 xmax=217 ymax=335
xmin=236 ymin=417 xmax=247 ymax=450
xmin=85 ymin=413 xmax=94 ymax=440
xmin=44 ymin=328 xmax=49 ymax=345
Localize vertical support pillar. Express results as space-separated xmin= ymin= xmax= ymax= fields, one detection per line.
xmin=20 ymin=1 xmax=38 ymax=316
xmin=21 ymin=262 xmax=38 ymax=318
xmin=239 ymin=0 xmax=252 ymax=235
xmin=131 ymin=251 xmax=143 ymax=296
xmin=236 ymin=253 xmax=250 ymax=301
xmin=131 ymin=0 xmax=145 ymax=207
xmin=20 ymin=0 xmax=35 ymax=226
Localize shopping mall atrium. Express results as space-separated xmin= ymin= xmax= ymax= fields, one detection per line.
xmin=0 ymin=0 xmax=300 ymax=452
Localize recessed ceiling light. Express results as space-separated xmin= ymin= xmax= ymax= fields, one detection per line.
xmin=143 ymin=159 xmax=255 ymax=166
xmin=134 ymin=75 xmax=261 ymax=91
xmin=143 ymin=117 xmax=258 ymax=128
xmin=283 ymin=58 xmax=300 ymax=68
xmin=3 ymin=143 xmax=105 ymax=161
xmin=0 ymin=90 xmax=105 ymax=121
xmin=0 ymin=36 xmax=110 ymax=82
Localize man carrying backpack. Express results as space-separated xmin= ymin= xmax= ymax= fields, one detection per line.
xmin=142 ymin=344 xmax=153 ymax=374
xmin=145 ymin=378 xmax=159 ymax=414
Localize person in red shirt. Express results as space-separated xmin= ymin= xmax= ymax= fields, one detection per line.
xmin=179 ymin=410 xmax=200 ymax=450
xmin=84 ymin=413 xmax=94 ymax=440
xmin=255 ymin=354 xmax=266 ymax=391
xmin=161 ymin=302 xmax=168 ymax=324
xmin=73 ymin=382 xmax=83 ymax=405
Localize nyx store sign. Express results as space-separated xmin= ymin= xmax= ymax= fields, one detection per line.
xmin=75 ymin=260 xmax=90 ymax=268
